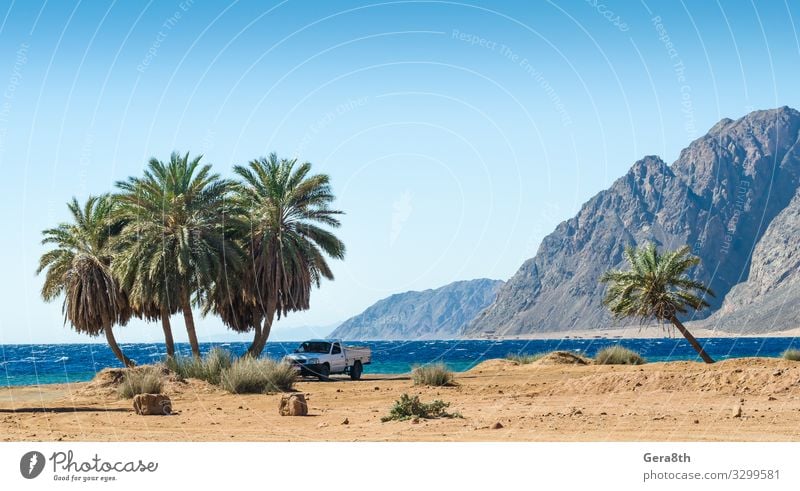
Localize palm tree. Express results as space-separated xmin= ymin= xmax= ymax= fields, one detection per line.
xmin=113 ymin=243 xmax=178 ymax=357
xmin=115 ymin=152 xmax=243 ymax=358
xmin=600 ymin=243 xmax=715 ymax=363
xmin=37 ymin=195 xmax=135 ymax=367
xmin=232 ymin=154 xmax=345 ymax=357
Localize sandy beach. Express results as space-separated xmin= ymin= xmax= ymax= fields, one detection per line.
xmin=491 ymin=325 xmax=800 ymax=340
xmin=2 ymin=356 xmax=800 ymax=442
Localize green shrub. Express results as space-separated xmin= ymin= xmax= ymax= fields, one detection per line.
xmin=118 ymin=366 xmax=164 ymax=399
xmin=412 ymin=362 xmax=455 ymax=386
xmin=165 ymin=347 xmax=232 ymax=384
xmin=506 ymin=352 xmax=546 ymax=364
xmin=219 ymin=357 xmax=297 ymax=394
xmin=783 ymin=349 xmax=800 ymax=361
xmin=594 ymin=345 xmax=645 ymax=365
xmin=381 ymin=393 xmax=461 ymax=422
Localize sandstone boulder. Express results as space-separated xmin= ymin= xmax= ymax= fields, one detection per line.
xmin=133 ymin=394 xmax=172 ymax=415
xmin=279 ymin=393 xmax=308 ymax=416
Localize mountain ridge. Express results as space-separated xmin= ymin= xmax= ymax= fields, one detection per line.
xmin=329 ymin=278 xmax=503 ymax=340
xmin=466 ymin=106 xmax=800 ymax=336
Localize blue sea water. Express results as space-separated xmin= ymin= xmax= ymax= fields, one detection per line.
xmin=2 ymin=337 xmax=799 ymax=387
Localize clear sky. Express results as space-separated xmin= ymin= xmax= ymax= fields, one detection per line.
xmin=1 ymin=0 xmax=798 ymax=343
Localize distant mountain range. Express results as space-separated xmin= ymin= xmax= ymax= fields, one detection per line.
xmin=467 ymin=106 xmax=800 ymax=336
xmin=332 ymin=107 xmax=800 ymax=339
xmin=329 ymin=279 xmax=503 ymax=340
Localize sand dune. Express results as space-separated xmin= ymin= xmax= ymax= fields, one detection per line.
xmin=2 ymin=358 xmax=800 ymax=442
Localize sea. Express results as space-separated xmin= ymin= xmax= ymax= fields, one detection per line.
xmin=2 ymin=337 xmax=799 ymax=387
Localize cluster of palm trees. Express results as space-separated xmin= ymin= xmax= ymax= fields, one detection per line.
xmin=37 ymin=152 xmax=345 ymax=366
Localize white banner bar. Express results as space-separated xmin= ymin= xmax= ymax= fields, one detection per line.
xmin=0 ymin=442 xmax=797 ymax=490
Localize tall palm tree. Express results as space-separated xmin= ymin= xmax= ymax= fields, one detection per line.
xmin=600 ymin=243 xmax=715 ymax=363
xmin=37 ymin=195 xmax=135 ymax=367
xmin=115 ymin=152 xmax=243 ymax=358
xmin=233 ymin=154 xmax=345 ymax=357
xmin=112 ymin=239 xmax=179 ymax=357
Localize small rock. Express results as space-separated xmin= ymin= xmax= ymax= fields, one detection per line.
xmin=490 ymin=422 xmax=504 ymax=430
xmin=133 ymin=394 xmax=172 ymax=416
xmin=733 ymin=405 xmax=743 ymax=418
xmin=768 ymin=396 xmax=778 ymax=401
xmin=341 ymin=418 xmax=349 ymax=425
xmin=279 ymin=393 xmax=308 ymax=416
xmin=374 ymin=387 xmax=380 ymax=391
xmin=599 ymin=412 xmax=607 ymax=416
xmin=410 ymin=417 xmax=420 ymax=424
xmin=317 ymin=422 xmax=328 ymax=428
xmin=693 ymin=419 xmax=699 ymax=424
xmin=773 ymin=369 xmax=783 ymax=377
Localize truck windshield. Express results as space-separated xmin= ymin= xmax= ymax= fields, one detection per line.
xmin=296 ymin=342 xmax=331 ymax=354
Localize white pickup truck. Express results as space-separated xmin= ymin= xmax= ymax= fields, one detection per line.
xmin=283 ymin=339 xmax=372 ymax=380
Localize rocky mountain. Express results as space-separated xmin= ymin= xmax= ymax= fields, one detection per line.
xmin=466 ymin=106 xmax=800 ymax=336
xmin=329 ymin=279 xmax=503 ymax=340
xmin=704 ymin=190 xmax=800 ymax=333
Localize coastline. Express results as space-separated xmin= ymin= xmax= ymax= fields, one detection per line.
xmin=467 ymin=325 xmax=800 ymax=341
xmin=2 ymin=356 xmax=800 ymax=442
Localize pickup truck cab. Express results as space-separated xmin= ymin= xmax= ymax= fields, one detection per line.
xmin=283 ymin=339 xmax=372 ymax=380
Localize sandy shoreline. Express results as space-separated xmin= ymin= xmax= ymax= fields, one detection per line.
xmin=476 ymin=325 xmax=800 ymax=340
xmin=2 ymin=357 xmax=800 ymax=442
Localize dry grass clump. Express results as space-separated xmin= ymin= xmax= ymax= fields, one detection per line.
xmin=594 ymin=345 xmax=645 ymax=365
xmin=164 ymin=347 xmax=232 ymax=384
xmin=117 ymin=366 xmax=164 ymax=398
xmin=219 ymin=357 xmax=297 ymax=394
xmin=783 ymin=349 xmax=800 ymax=361
xmin=412 ymin=362 xmax=455 ymax=386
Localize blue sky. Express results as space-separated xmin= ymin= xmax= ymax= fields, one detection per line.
xmin=1 ymin=0 xmax=798 ymax=343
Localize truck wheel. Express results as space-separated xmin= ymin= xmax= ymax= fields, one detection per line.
xmin=317 ymin=363 xmax=330 ymax=381
xmin=350 ymin=361 xmax=363 ymax=380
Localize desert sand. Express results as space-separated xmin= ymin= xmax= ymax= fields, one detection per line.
xmin=2 ymin=356 xmax=800 ymax=442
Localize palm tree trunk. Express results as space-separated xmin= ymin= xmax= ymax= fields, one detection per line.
xmin=247 ymin=315 xmax=272 ymax=357
xmin=247 ymin=298 xmax=276 ymax=357
xmin=248 ymin=321 xmax=261 ymax=356
xmin=160 ymin=307 xmax=175 ymax=357
xmin=104 ymin=326 xmax=135 ymax=367
xmin=669 ymin=315 xmax=714 ymax=363
xmin=180 ymin=293 xmax=201 ymax=358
